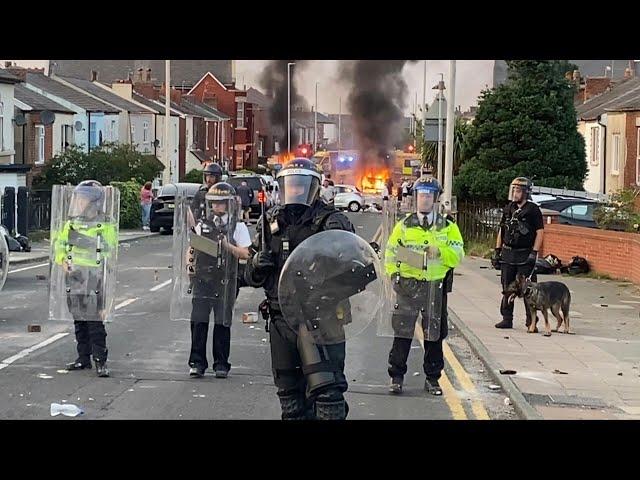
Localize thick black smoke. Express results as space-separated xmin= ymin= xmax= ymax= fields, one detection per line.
xmin=259 ymin=60 xmax=307 ymax=151
xmin=339 ymin=60 xmax=413 ymax=167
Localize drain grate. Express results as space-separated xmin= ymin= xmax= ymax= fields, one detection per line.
xmin=524 ymin=393 xmax=612 ymax=410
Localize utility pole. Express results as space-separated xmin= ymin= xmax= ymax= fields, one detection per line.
xmin=443 ymin=61 xmax=456 ymax=212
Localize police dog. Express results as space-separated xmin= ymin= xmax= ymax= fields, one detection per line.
xmin=503 ymin=273 xmax=572 ymax=336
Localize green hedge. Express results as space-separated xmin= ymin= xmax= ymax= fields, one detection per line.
xmin=111 ymin=180 xmax=143 ymax=229
xmin=182 ymin=168 xmax=203 ymax=183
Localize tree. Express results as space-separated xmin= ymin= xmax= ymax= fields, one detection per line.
xmin=411 ymin=113 xmax=469 ymax=178
xmin=454 ymin=60 xmax=587 ymax=202
xmin=182 ymin=168 xmax=203 ymax=184
xmin=34 ymin=143 xmax=165 ymax=188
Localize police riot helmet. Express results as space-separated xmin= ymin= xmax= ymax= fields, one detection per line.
xmin=203 ymin=162 xmax=223 ymax=185
xmin=509 ymin=177 xmax=533 ymax=201
xmin=412 ymin=175 xmax=443 ymax=214
xmin=68 ymin=180 xmax=105 ymax=220
xmin=205 ymin=182 xmax=236 ymax=221
xmin=276 ymin=158 xmax=322 ymax=206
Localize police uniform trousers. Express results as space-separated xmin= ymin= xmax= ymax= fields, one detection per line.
xmin=500 ymin=247 xmax=538 ymax=326
xmin=66 ymin=271 xmax=108 ymax=363
xmin=268 ymin=311 xmax=348 ymax=419
xmin=188 ymin=277 xmax=237 ymax=372
xmin=388 ymin=281 xmax=448 ymax=381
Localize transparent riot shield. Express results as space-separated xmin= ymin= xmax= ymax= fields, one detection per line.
xmin=0 ymin=230 xmax=9 ymax=292
xmin=378 ymin=212 xmax=446 ymax=342
xmin=278 ymin=230 xmax=383 ymax=346
xmin=170 ymin=186 xmax=239 ymax=326
xmin=48 ymin=184 xmax=120 ymax=322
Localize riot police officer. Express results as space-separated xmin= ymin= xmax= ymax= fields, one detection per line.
xmin=383 ymin=176 xmax=464 ymax=395
xmin=51 ymin=180 xmax=119 ymax=378
xmin=186 ymin=182 xmax=251 ymax=378
xmin=492 ymin=177 xmax=544 ymax=330
xmin=189 ymin=162 xmax=223 ymax=225
xmin=244 ymin=158 xmax=356 ymax=420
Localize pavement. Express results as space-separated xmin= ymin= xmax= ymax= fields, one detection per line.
xmin=7 ymin=229 xmax=160 ymax=266
xmin=448 ymin=256 xmax=640 ymax=419
xmin=0 ymin=214 xmax=516 ymax=420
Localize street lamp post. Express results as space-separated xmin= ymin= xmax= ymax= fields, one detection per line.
xmin=314 ymin=82 xmax=318 ymax=152
xmin=436 ymin=73 xmax=445 ymax=184
xmin=443 ymin=61 xmax=456 ymax=212
xmin=287 ymin=62 xmax=295 ymax=152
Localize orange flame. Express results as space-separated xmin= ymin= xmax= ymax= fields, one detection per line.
xmin=277 ymin=151 xmax=296 ymax=164
xmin=360 ymin=167 xmax=390 ymax=194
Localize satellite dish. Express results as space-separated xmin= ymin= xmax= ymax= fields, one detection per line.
xmin=74 ymin=121 xmax=83 ymax=131
xmin=41 ymin=110 xmax=56 ymax=126
xmin=153 ymin=139 xmax=160 ymax=148
xmin=14 ymin=113 xmax=27 ymax=127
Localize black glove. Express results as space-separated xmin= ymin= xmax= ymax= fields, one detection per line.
xmin=251 ymin=249 xmax=275 ymax=274
xmin=490 ymin=248 xmax=502 ymax=270
xmin=527 ymin=250 xmax=538 ymax=266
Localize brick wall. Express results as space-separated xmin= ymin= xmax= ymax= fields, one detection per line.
xmin=541 ymin=224 xmax=640 ymax=283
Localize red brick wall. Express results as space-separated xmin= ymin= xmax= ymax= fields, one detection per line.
xmin=624 ymin=112 xmax=639 ymax=188
xmin=541 ymin=224 xmax=640 ymax=283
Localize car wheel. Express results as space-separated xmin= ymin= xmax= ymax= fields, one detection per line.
xmin=348 ymin=201 xmax=361 ymax=212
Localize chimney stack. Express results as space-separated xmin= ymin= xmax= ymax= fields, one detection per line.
xmin=90 ymin=70 xmax=98 ymax=82
xmin=4 ymin=61 xmax=12 ymax=68
xmin=146 ymin=68 xmax=152 ymax=82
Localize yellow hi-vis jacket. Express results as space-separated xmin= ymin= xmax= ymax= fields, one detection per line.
xmin=385 ymin=213 xmax=464 ymax=281
xmin=52 ymin=220 xmax=118 ymax=268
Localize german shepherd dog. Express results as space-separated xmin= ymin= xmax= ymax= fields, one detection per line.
xmin=503 ymin=273 xmax=572 ymax=336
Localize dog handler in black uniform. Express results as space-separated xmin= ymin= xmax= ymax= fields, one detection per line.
xmin=492 ymin=177 xmax=544 ymax=331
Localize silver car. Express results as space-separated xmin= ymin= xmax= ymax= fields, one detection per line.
xmin=332 ymin=184 xmax=364 ymax=212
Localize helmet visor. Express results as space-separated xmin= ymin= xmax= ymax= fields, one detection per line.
xmin=277 ymin=174 xmax=320 ymax=206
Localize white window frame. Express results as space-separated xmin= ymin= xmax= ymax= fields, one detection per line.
xmin=143 ymin=121 xmax=149 ymax=143
xmin=131 ymin=124 xmax=136 ymax=144
xmin=590 ymin=126 xmax=599 ymax=166
xmin=111 ymin=120 xmax=116 ymax=142
xmin=611 ymin=133 xmax=621 ymax=175
xmin=206 ymin=122 xmax=210 ymax=150
xmin=36 ymin=125 xmax=45 ymax=165
xmin=236 ymin=102 xmax=244 ymax=129
xmin=0 ymin=96 xmax=4 ymax=152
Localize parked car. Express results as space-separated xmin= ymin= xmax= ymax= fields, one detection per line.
xmin=555 ymin=202 xmax=598 ymax=229
xmin=333 ymin=184 xmax=364 ymax=212
xmin=150 ymin=182 xmax=201 ymax=233
xmin=227 ymin=174 xmax=271 ymax=218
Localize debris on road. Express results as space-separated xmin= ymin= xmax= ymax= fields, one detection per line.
xmin=552 ymin=369 xmax=568 ymax=375
xmin=488 ymin=384 xmax=501 ymax=391
xmin=504 ymin=397 xmax=512 ymax=406
xmin=27 ymin=325 xmax=41 ymax=333
xmin=56 ymin=370 xmax=69 ymax=374
xmin=50 ymin=403 xmax=83 ymax=417
xmin=499 ymin=369 xmax=517 ymax=375
xmin=413 ymin=372 xmax=420 ymax=376
xmin=243 ymin=312 xmax=258 ymax=323
xmin=37 ymin=373 xmax=53 ymax=379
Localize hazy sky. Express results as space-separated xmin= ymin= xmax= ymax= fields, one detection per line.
xmin=3 ymin=60 xmax=495 ymax=115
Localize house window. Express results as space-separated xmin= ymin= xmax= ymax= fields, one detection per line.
xmin=36 ymin=125 xmax=45 ymax=164
xmin=590 ymin=126 xmax=599 ymax=166
xmin=611 ymin=133 xmax=621 ymax=175
xmin=111 ymin=120 xmax=116 ymax=142
xmin=143 ymin=121 xmax=149 ymax=143
xmin=236 ymin=102 xmax=244 ymax=128
xmin=131 ymin=124 xmax=136 ymax=144
xmin=89 ymin=122 xmax=97 ymax=147
xmin=0 ymin=97 xmax=4 ymax=151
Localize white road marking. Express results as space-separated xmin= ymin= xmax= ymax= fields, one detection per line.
xmin=0 ymin=332 xmax=70 ymax=371
xmin=591 ymin=304 xmax=634 ymax=310
xmin=114 ymin=298 xmax=139 ymax=310
xmin=620 ymin=300 xmax=640 ymax=304
xmin=150 ymin=279 xmax=171 ymax=292
xmin=8 ymin=263 xmax=49 ymax=274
